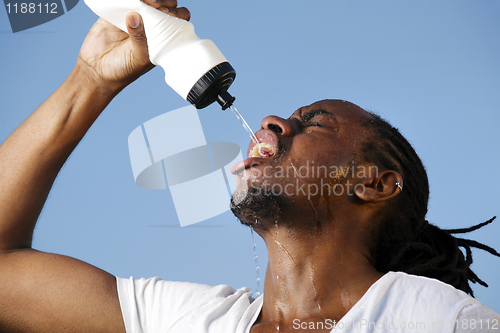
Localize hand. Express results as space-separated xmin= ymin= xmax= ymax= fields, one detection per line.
xmin=77 ymin=0 xmax=191 ymax=93
xmin=144 ymin=0 xmax=190 ymax=20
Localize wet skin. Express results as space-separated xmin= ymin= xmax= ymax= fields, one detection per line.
xmin=231 ymin=100 xmax=402 ymax=333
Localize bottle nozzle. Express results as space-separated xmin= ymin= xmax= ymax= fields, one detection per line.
xmin=217 ymin=91 xmax=235 ymax=110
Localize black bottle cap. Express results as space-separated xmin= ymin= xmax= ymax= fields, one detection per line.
xmin=217 ymin=91 xmax=235 ymax=110
xmin=186 ymin=62 xmax=236 ymax=110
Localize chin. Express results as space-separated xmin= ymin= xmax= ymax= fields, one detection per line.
xmin=230 ymin=184 xmax=284 ymax=227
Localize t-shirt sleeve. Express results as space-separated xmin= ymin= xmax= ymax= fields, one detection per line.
xmin=116 ymin=276 xmax=257 ymax=333
xmin=454 ymin=303 xmax=500 ymax=333
xmin=117 ymin=276 xmax=204 ymax=332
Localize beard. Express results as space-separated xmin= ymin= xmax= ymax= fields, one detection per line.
xmin=230 ymin=182 xmax=290 ymax=228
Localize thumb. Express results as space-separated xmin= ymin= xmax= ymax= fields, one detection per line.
xmin=125 ymin=13 xmax=149 ymax=54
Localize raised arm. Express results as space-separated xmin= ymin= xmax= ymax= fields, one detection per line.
xmin=0 ymin=2 xmax=189 ymax=332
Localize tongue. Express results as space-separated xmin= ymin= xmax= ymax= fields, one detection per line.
xmin=251 ymin=142 xmax=275 ymax=158
xmin=258 ymin=147 xmax=274 ymax=158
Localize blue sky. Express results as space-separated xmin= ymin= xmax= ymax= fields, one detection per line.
xmin=1 ymin=0 xmax=499 ymax=312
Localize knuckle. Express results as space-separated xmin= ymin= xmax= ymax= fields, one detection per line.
xmin=160 ymin=0 xmax=177 ymax=7
xmin=177 ymin=7 xmax=191 ymax=21
xmin=167 ymin=7 xmax=177 ymax=16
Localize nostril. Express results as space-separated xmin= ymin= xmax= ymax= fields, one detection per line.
xmin=261 ymin=115 xmax=290 ymax=136
xmin=268 ymin=124 xmax=283 ymax=134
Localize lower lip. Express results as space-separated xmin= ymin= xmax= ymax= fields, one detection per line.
xmin=230 ymin=157 xmax=269 ymax=174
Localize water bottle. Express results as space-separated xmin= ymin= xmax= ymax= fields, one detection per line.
xmin=84 ymin=0 xmax=236 ymax=109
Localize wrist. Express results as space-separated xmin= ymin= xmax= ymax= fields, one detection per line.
xmin=43 ymin=62 xmax=121 ymax=147
xmin=72 ymin=59 xmax=125 ymax=99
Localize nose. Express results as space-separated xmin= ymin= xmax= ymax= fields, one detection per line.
xmin=261 ymin=116 xmax=293 ymax=137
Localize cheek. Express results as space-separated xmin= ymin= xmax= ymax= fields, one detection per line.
xmin=284 ymin=155 xmax=354 ymax=193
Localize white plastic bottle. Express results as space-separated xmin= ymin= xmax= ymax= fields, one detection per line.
xmin=84 ymin=0 xmax=236 ymax=109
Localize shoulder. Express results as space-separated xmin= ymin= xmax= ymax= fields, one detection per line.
xmin=340 ymin=272 xmax=495 ymax=332
xmin=116 ymin=276 xmax=259 ymax=333
xmin=453 ymin=302 xmax=500 ymax=332
xmin=117 ymin=276 xmax=247 ymax=298
xmin=379 ymin=272 xmax=475 ymax=294
xmin=117 ymin=276 xmax=255 ymax=313
xmin=381 ymin=271 xmax=480 ymax=306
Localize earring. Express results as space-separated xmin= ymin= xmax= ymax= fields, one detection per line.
xmin=395 ymin=182 xmax=403 ymax=192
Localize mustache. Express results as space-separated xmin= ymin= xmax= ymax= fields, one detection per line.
xmin=273 ymin=136 xmax=286 ymax=160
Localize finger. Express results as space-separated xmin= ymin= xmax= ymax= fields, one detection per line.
xmin=140 ymin=0 xmax=177 ymax=9
xmin=125 ymin=13 xmax=150 ymax=62
xmin=156 ymin=0 xmax=177 ymax=7
xmin=126 ymin=12 xmax=145 ymax=37
xmin=159 ymin=7 xmax=191 ymax=21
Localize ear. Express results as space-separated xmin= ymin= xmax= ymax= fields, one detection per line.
xmin=354 ymin=170 xmax=403 ymax=203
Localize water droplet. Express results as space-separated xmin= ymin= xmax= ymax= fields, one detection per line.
xmin=251 ymin=229 xmax=261 ymax=297
xmin=310 ymin=265 xmax=322 ymax=312
xmin=269 ymin=234 xmax=296 ymax=265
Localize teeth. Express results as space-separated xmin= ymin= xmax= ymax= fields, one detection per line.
xmin=251 ymin=142 xmax=275 ymax=158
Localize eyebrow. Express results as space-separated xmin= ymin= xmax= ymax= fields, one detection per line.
xmin=300 ymin=109 xmax=332 ymax=122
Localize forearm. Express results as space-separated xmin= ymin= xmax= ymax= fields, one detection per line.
xmin=0 ymin=61 xmax=120 ymax=251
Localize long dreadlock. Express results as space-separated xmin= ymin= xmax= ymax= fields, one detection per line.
xmin=360 ymin=112 xmax=499 ymax=297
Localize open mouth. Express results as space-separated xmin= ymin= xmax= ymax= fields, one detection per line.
xmin=230 ymin=130 xmax=279 ymax=174
xmin=250 ymin=142 xmax=275 ymax=158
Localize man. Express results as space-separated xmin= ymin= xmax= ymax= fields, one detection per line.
xmin=0 ymin=1 xmax=498 ymax=332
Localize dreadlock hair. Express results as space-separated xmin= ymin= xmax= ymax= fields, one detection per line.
xmin=360 ymin=111 xmax=499 ymax=297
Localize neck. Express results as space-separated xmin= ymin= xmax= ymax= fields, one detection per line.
xmin=253 ymin=220 xmax=383 ymax=331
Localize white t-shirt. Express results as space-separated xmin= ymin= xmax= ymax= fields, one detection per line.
xmin=116 ymin=271 xmax=500 ymax=332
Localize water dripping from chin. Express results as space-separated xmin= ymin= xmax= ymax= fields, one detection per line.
xmin=251 ymin=228 xmax=261 ymax=297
